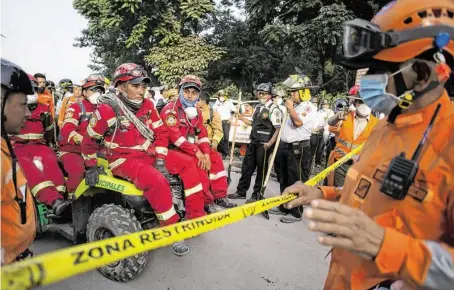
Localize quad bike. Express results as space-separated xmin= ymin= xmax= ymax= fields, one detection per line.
xmin=35 ymin=158 xmax=185 ymax=282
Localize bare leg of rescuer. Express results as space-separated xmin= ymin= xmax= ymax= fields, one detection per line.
xmin=111 ymin=155 xmax=189 ymax=256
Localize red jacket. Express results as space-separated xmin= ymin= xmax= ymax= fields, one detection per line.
xmin=59 ymin=98 xmax=96 ymax=154
xmin=82 ymin=97 xmax=168 ymax=168
xmin=11 ymin=103 xmax=54 ymax=146
xmin=160 ymin=100 xmax=210 ymax=155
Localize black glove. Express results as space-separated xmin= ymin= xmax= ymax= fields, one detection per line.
xmin=85 ymin=166 xmax=105 ymax=187
xmin=154 ymin=158 xmax=169 ymax=176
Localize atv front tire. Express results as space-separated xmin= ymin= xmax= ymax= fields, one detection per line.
xmin=86 ymin=204 xmax=148 ymax=282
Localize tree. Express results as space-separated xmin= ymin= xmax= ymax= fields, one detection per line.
xmin=73 ymin=0 xmax=222 ymax=84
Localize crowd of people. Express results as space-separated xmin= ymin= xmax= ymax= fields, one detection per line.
xmin=2 ymin=0 xmax=454 ymax=289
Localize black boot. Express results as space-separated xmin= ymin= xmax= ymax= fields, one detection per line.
xmin=204 ymin=203 xmax=218 ymax=214
xmin=215 ymin=198 xmax=237 ymax=208
xmin=52 ymin=199 xmax=69 ymax=216
xmin=227 ymin=192 xmax=246 ymax=199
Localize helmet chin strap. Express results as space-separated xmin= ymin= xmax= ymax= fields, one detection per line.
xmin=388 ymin=68 xmax=441 ymax=123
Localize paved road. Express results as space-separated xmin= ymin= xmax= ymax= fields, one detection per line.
xmin=34 ymin=165 xmax=329 ymax=290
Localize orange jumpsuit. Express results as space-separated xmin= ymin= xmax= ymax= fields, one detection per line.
xmin=58 ymin=95 xmax=79 ymax=127
xmin=37 ymin=90 xmax=55 ymax=119
xmin=1 ymin=138 xmax=36 ymax=264
xmin=319 ymin=92 xmax=454 ymax=290
xmin=326 ymin=112 xmax=378 ymax=186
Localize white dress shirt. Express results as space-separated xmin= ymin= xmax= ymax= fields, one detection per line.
xmin=213 ymin=99 xmax=236 ymax=121
xmin=281 ymin=101 xmax=317 ymax=143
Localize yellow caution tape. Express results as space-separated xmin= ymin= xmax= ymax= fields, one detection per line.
xmin=1 ymin=145 xmax=364 ymax=290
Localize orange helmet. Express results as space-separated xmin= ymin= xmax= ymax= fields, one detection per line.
xmin=342 ymin=0 xmax=454 ymax=67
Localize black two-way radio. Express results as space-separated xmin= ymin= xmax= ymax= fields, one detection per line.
xmin=380 ymin=104 xmax=442 ymax=200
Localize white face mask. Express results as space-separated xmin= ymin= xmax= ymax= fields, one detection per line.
xmin=349 ymin=104 xmax=357 ymax=112
xmin=273 ymin=97 xmax=283 ymax=106
xmin=356 ymin=104 xmax=371 ymax=117
xmin=88 ymin=92 xmax=101 ymax=105
xmin=27 ymin=94 xmax=38 ymax=104
xmin=259 ymin=98 xmax=268 ymax=105
xmin=184 ymin=107 xmax=198 ymax=119
xmin=219 ymin=97 xmax=225 ymax=102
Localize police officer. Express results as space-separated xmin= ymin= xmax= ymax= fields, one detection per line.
xmin=228 ymin=83 xmax=282 ymax=203
xmin=271 ymin=86 xmax=287 ymax=182
xmin=269 ymin=75 xmax=317 ymax=223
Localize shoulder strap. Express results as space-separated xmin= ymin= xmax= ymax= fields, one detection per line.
xmin=78 ymin=101 xmax=88 ymax=122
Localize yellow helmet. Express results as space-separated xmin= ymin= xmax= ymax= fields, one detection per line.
xmin=282 ymin=75 xmax=312 ymax=101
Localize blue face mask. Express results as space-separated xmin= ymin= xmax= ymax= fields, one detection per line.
xmin=359 ymin=74 xmax=401 ymax=115
xmin=178 ymin=87 xmax=199 ymax=108
xmin=359 ymin=63 xmax=416 ymax=115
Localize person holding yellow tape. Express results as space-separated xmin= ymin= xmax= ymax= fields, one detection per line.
xmin=283 ymin=1 xmax=454 ymax=289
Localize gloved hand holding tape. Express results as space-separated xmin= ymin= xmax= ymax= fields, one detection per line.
xmin=1 ymin=144 xmax=364 ymax=290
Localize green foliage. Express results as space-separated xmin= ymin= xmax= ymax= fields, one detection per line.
xmin=145 ymin=37 xmax=224 ymax=87
xmin=73 ymin=0 xmax=390 ymax=96
xmin=317 ymin=90 xmax=348 ymax=105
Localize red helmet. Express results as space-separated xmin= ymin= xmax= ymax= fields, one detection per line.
xmin=113 ymin=63 xmax=151 ymax=87
xmin=82 ymin=73 xmax=106 ymax=92
xmin=179 ymin=75 xmax=202 ymax=91
xmin=348 ymin=85 xmax=359 ymax=96
xmin=27 ymin=74 xmax=38 ymax=85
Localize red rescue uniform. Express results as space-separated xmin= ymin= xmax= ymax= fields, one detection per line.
xmin=59 ymin=99 xmax=96 ymax=194
xmin=11 ymin=103 xmax=65 ymax=206
xmin=82 ymin=97 xmax=204 ymax=225
xmin=161 ymin=100 xmax=228 ymax=205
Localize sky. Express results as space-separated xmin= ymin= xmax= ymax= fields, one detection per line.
xmin=1 ymin=0 xmax=93 ymax=84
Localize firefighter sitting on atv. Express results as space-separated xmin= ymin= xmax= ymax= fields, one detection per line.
xmin=81 ymin=63 xmax=206 ymax=256
xmin=10 ymin=74 xmax=68 ymax=216
xmin=161 ymin=75 xmax=237 ymax=214
xmin=59 ymin=74 xmax=104 ymax=200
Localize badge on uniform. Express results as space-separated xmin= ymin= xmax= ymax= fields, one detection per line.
xmin=166 ymin=115 xmax=177 ymax=126
xmin=262 ymin=112 xmax=269 ymax=119
xmin=89 ymin=115 xmax=97 ymax=127
xmin=65 ymin=111 xmax=73 ymax=119
xmin=188 ymin=134 xmax=196 ymax=144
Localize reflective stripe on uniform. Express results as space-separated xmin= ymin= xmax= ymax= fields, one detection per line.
xmin=45 ymin=123 xmax=55 ymax=131
xmin=155 ymin=206 xmax=177 ymax=221
xmin=87 ymin=126 xmax=103 ymax=139
xmin=152 ymin=120 xmax=163 ymax=129
xmin=155 ymin=146 xmax=168 ymax=156
xmin=213 ymin=134 xmax=222 ymax=143
xmin=109 ymin=158 xmax=126 ymax=170
xmin=174 ymin=136 xmax=186 ymax=147
xmin=422 ymin=241 xmax=454 ymax=289
xmin=68 ymin=131 xmax=83 ymax=143
xmin=107 ymin=117 xmax=117 ymax=127
xmin=209 ymin=170 xmax=227 ymax=180
xmin=56 ymin=185 xmax=66 ymax=193
xmin=184 ymin=183 xmax=203 ymax=197
xmin=334 ymin=147 xmax=346 ymax=157
xmin=31 ymin=181 xmax=55 ymax=196
xmin=82 ymin=153 xmax=97 ymax=161
xmin=337 ymin=138 xmax=359 ymax=149
xmin=257 ymin=131 xmax=270 ymax=135
xmin=63 ymin=118 xmax=79 ymax=127
xmin=58 ymin=151 xmax=70 ymax=159
xmin=105 ymin=139 xmax=151 ymax=151
xmin=15 ymin=133 xmax=43 ymax=140
xmin=197 ymin=137 xmax=210 ymax=144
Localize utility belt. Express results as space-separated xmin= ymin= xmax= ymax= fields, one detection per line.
xmin=15 ymin=248 xmax=34 ymax=261
xmin=282 ymin=140 xmax=310 ymax=157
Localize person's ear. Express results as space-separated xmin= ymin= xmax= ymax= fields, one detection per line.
xmin=411 ymin=60 xmax=436 ymax=92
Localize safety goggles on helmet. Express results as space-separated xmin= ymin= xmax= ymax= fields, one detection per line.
xmin=342 ymin=18 xmax=454 ymax=64
xmin=83 ymin=74 xmax=106 ymax=89
xmin=114 ymin=64 xmax=151 ymax=87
